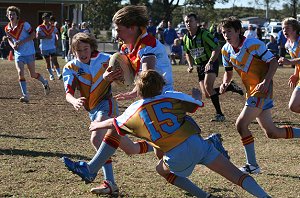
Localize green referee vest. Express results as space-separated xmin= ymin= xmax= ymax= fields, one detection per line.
xmin=183 ymin=27 xmax=218 ymax=65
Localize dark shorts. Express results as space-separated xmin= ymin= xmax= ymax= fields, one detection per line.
xmin=196 ymin=60 xmax=219 ymax=81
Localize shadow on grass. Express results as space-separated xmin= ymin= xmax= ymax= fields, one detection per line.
xmin=0 ymin=133 xmax=46 ymax=140
xmin=251 ymin=121 xmax=300 ymax=127
xmin=185 ymin=187 xmax=235 ymax=198
xmin=0 ymin=148 xmax=90 ymax=160
xmin=266 ymin=173 xmax=300 ymax=180
xmin=0 ymin=96 xmax=19 ymax=100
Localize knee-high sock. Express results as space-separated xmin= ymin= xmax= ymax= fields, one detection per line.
xmin=19 ymin=80 xmax=27 ymax=96
xmin=102 ymin=159 xmax=115 ymax=183
xmin=138 ymin=140 xmax=154 ymax=154
xmin=88 ymin=134 xmax=119 ymax=176
xmin=239 ymin=174 xmax=269 ymax=197
xmin=210 ymin=93 xmax=223 ymax=115
xmin=285 ymin=126 xmax=300 ymax=138
xmin=242 ymin=135 xmax=258 ymax=166
xmin=47 ymin=68 xmax=54 ymax=76
xmin=166 ymin=173 xmax=208 ymax=197
xmin=35 ymin=73 xmax=47 ymax=85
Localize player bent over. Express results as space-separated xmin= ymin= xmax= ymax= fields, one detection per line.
xmin=62 ymin=70 xmax=271 ymax=198
xmin=219 ymin=16 xmax=300 ymax=174
xmin=5 ymin=6 xmax=50 ymax=103
xmin=62 ymin=32 xmax=155 ymax=195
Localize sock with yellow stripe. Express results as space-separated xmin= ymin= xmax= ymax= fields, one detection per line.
xmin=239 ymin=174 xmax=270 ymax=197
xmin=137 ymin=140 xmax=154 ymax=154
xmin=242 ymin=135 xmax=258 ymax=166
xmin=166 ymin=173 xmax=208 ymax=197
xmin=284 ymin=126 xmax=300 ymax=138
xmin=88 ymin=134 xmax=120 ymax=175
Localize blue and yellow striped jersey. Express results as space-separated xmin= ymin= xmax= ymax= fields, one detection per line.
xmin=113 ymin=91 xmax=204 ymax=152
xmin=62 ymin=51 xmax=112 ymax=111
xmin=222 ymin=37 xmax=275 ymax=99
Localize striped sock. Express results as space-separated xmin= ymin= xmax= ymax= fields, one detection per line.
xmin=88 ymin=134 xmax=120 ymax=174
xmin=166 ymin=173 xmax=208 ymax=197
xmin=239 ymin=174 xmax=269 ymax=197
xmin=241 ymin=135 xmax=258 ymax=166
xmin=138 ymin=140 xmax=153 ymax=154
xmin=19 ymin=79 xmax=27 ymax=96
xmin=284 ymin=126 xmax=300 ymax=138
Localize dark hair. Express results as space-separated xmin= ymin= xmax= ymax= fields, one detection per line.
xmin=219 ymin=16 xmax=242 ymax=34
xmin=186 ymin=13 xmax=198 ymax=21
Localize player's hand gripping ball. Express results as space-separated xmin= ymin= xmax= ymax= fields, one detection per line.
xmin=109 ymin=52 xmax=135 ymax=86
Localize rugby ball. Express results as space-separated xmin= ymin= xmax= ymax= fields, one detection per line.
xmin=109 ymin=52 xmax=135 ymax=86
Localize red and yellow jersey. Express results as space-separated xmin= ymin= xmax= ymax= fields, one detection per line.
xmin=5 ymin=20 xmax=36 ymax=56
xmin=222 ymin=37 xmax=275 ymax=99
xmin=285 ymin=35 xmax=300 ymax=79
xmin=119 ymin=28 xmax=173 ymax=89
xmin=62 ymin=51 xmax=112 ymax=111
xmin=113 ymin=91 xmax=204 ymax=152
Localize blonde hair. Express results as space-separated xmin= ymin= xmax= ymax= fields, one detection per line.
xmin=282 ymin=17 xmax=300 ymax=33
xmin=6 ymin=6 xmax=20 ymax=19
xmin=71 ymin=32 xmax=98 ymax=52
xmin=112 ymin=5 xmax=149 ymax=28
xmin=135 ymin=70 xmax=165 ymax=98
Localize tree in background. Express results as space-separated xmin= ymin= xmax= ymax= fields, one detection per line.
xmin=85 ymin=0 xmax=122 ymax=33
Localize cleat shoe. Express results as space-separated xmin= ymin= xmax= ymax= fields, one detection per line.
xmin=62 ymin=157 xmax=96 ymax=183
xmin=229 ymin=80 xmax=244 ymax=96
xmin=43 ymin=81 xmax=50 ymax=95
xmin=210 ymin=114 xmax=225 ymax=122
xmin=19 ymin=95 xmax=29 ymax=103
xmin=239 ymin=164 xmax=261 ymax=174
xmin=90 ymin=180 xmax=119 ymax=195
xmin=50 ymin=75 xmax=55 ymax=81
xmin=205 ymin=133 xmax=230 ymax=159
xmin=58 ymin=74 xmax=63 ymax=80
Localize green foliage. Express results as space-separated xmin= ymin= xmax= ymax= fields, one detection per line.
xmin=85 ymin=0 xmax=122 ymax=31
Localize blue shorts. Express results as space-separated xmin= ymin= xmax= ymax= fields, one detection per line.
xmin=245 ymin=96 xmax=274 ymax=110
xmin=41 ymin=48 xmax=57 ymax=57
xmin=15 ymin=54 xmax=35 ymax=64
xmin=89 ymin=98 xmax=119 ymax=121
xmin=163 ymin=134 xmax=220 ymax=177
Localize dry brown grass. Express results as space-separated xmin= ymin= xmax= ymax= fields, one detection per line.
xmin=0 ymin=59 xmax=299 ymax=198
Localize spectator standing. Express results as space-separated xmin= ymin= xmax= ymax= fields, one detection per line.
xmin=277 ymin=29 xmax=287 ymax=58
xmin=163 ymin=21 xmax=178 ymax=55
xmin=60 ymin=19 xmax=70 ymax=60
xmin=266 ymin=35 xmax=279 ymax=59
xmin=67 ymin=22 xmax=79 ymax=61
xmin=147 ymin=19 xmax=156 ymax=37
xmin=243 ymin=24 xmax=257 ymax=38
xmin=80 ymin=22 xmax=91 ymax=33
xmin=156 ymin=20 xmax=166 ymax=44
xmin=0 ymin=36 xmax=12 ymax=59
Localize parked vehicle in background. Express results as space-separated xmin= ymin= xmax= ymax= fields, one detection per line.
xmin=264 ymin=25 xmax=282 ymax=40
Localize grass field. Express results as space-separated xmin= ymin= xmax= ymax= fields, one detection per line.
xmin=0 ymin=58 xmax=299 ymax=198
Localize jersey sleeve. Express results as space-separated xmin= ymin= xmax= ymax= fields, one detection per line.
xmin=24 ymin=22 xmax=34 ymax=34
xmin=247 ymin=39 xmax=274 ymax=63
xmin=62 ymin=64 xmax=77 ymax=95
xmin=202 ymin=30 xmax=218 ymax=50
xmin=221 ymin=44 xmax=232 ymax=68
